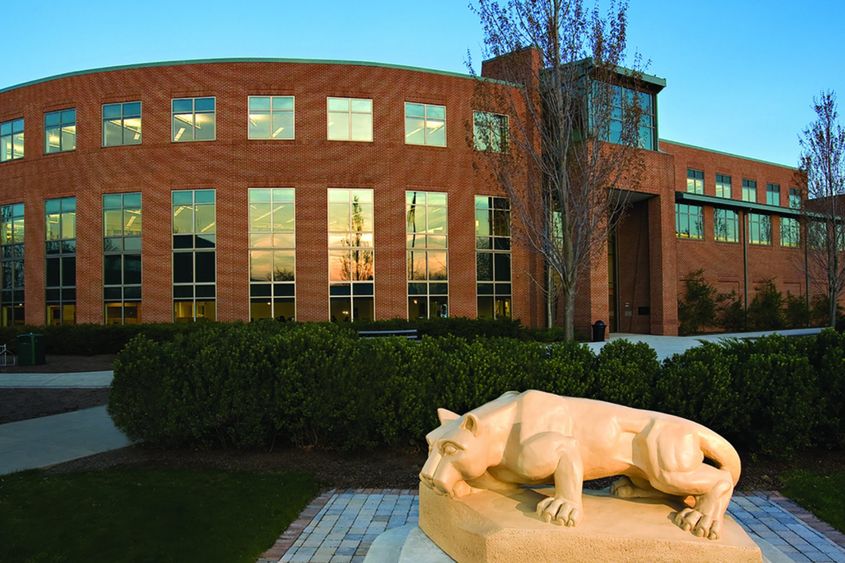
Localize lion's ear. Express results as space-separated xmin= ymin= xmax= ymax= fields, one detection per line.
xmin=437 ymin=408 xmax=460 ymax=425
xmin=461 ymin=413 xmax=481 ymax=436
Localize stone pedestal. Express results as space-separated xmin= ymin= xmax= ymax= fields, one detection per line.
xmin=418 ymin=485 xmax=762 ymax=563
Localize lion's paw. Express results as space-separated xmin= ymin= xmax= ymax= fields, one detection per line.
xmin=673 ymin=507 xmax=721 ymax=540
xmin=536 ymin=496 xmax=581 ymax=527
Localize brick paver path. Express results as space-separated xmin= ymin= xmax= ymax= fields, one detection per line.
xmin=262 ymin=489 xmax=845 ymax=563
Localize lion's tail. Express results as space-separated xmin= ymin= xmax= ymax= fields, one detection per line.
xmin=698 ymin=428 xmax=741 ymax=486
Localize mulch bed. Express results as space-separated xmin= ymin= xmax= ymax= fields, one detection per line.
xmin=0 ymin=388 xmax=111 ymax=424
xmin=0 ymin=354 xmax=116 ymax=373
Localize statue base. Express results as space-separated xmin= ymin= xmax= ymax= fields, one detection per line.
xmin=418 ymin=484 xmax=763 ymax=563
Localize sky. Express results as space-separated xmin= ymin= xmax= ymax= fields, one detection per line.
xmin=4 ymin=0 xmax=844 ymax=167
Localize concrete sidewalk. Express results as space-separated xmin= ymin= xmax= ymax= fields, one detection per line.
xmin=587 ymin=328 xmax=823 ymax=361
xmin=0 ymin=370 xmax=113 ymax=388
xmin=0 ymin=405 xmax=131 ymax=475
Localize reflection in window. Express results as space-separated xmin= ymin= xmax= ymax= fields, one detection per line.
xmin=172 ymin=97 xmax=215 ymax=142
xmin=407 ymin=191 xmax=448 ymax=319
xmin=473 ymin=111 xmax=508 ymax=152
xmin=172 ymin=189 xmax=216 ymax=321
xmin=781 ymin=217 xmax=800 ymax=248
xmin=329 ymin=188 xmax=374 ymax=321
xmin=475 ymin=196 xmax=511 ymax=319
xmin=45 ymin=197 xmax=76 ymax=325
xmin=742 ymin=179 xmax=757 ymax=202
xmin=675 ymin=203 xmax=703 ymax=240
xmin=766 ymin=183 xmax=780 ymax=206
xmin=596 ymin=84 xmax=655 ymax=150
xmin=1 ymin=118 xmax=24 ymax=162
xmin=0 ymin=203 xmax=24 ymax=326
xmin=686 ymin=169 xmax=704 ymax=194
xmin=327 ymin=97 xmax=372 ymax=142
xmin=716 ymin=174 xmax=732 ymax=199
xmin=405 ymin=103 xmax=446 ymax=146
xmin=44 ymin=109 xmax=76 ymax=153
xmin=248 ymin=96 xmax=294 ymax=140
xmin=789 ymin=188 xmax=801 ymax=209
xmin=714 ymin=209 xmax=738 ymax=243
xmin=103 ymin=102 xmax=142 ymax=147
xmin=103 ymin=193 xmax=142 ymax=324
xmin=249 ymin=188 xmax=295 ymax=321
xmin=747 ymin=213 xmax=771 ymax=245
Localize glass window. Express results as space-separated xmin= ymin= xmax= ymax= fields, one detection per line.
xmin=675 ymin=204 xmax=703 ymax=240
xmin=328 ymin=188 xmax=374 ymax=321
xmin=780 ymin=217 xmax=800 ymax=248
xmin=473 ymin=111 xmax=508 ymax=152
xmin=789 ymin=187 xmax=801 ymax=209
xmin=0 ymin=118 xmax=24 ymax=162
xmin=715 ymin=174 xmax=731 ymax=199
xmin=45 ymin=197 xmax=76 ymax=325
xmin=103 ymin=193 xmax=142 ymax=324
xmin=249 ymin=188 xmax=295 ymax=321
xmin=714 ymin=209 xmax=738 ymax=243
xmin=327 ymin=97 xmax=372 ymax=142
xmin=596 ymin=84 xmax=656 ymax=150
xmin=686 ymin=169 xmax=704 ymax=194
xmin=742 ymin=179 xmax=757 ymax=203
xmin=248 ymin=96 xmax=294 ymax=140
xmin=172 ymin=97 xmax=216 ymax=142
xmin=102 ymin=102 xmax=142 ymax=147
xmin=44 ymin=109 xmax=76 ymax=153
xmin=747 ymin=213 xmax=771 ymax=245
xmin=404 ymin=102 xmax=446 ymax=147
xmin=766 ymin=183 xmax=780 ymax=206
xmin=172 ymin=189 xmax=216 ymax=321
xmin=0 ymin=203 xmax=24 ymax=326
xmin=407 ymin=191 xmax=448 ymax=319
xmin=475 ymin=196 xmax=511 ymax=319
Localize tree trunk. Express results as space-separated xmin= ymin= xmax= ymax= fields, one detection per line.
xmin=563 ymin=285 xmax=576 ymax=341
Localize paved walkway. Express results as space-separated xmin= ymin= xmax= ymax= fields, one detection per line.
xmin=0 ymin=370 xmax=113 ymax=388
xmin=0 ymin=406 xmax=131 ymax=475
xmin=589 ymin=328 xmax=823 ymax=361
xmin=266 ymin=489 xmax=845 ymax=563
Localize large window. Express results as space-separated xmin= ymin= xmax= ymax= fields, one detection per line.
xmin=473 ymin=111 xmax=508 ymax=152
xmin=44 ymin=109 xmax=76 ymax=153
xmin=714 ymin=209 xmax=739 ymax=243
xmin=675 ymin=204 xmax=703 ymax=239
xmin=172 ymin=97 xmax=215 ymax=142
xmin=789 ymin=187 xmax=801 ymax=209
xmin=0 ymin=203 xmax=24 ymax=326
xmin=781 ymin=217 xmax=800 ymax=248
xmin=742 ymin=179 xmax=757 ymax=202
xmin=476 ymin=196 xmax=511 ymax=319
xmin=599 ymin=85 xmax=656 ymax=150
xmin=1 ymin=118 xmax=24 ymax=162
xmin=766 ymin=183 xmax=780 ymax=206
xmin=686 ymin=169 xmax=704 ymax=194
xmin=716 ymin=174 xmax=732 ymax=199
xmin=407 ymin=191 xmax=448 ymax=319
xmin=172 ymin=189 xmax=216 ymax=321
xmin=405 ymin=103 xmax=446 ymax=147
xmin=249 ymin=188 xmax=295 ymax=321
xmin=248 ymin=96 xmax=294 ymax=140
xmin=103 ymin=102 xmax=141 ymax=147
xmin=45 ymin=197 xmax=76 ymax=325
xmin=328 ymin=188 xmax=374 ymax=322
xmin=327 ymin=98 xmax=372 ymax=142
xmin=104 ymin=193 xmax=141 ymax=324
xmin=747 ymin=213 xmax=771 ymax=245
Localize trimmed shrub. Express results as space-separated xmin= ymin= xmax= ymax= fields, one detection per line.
xmin=784 ymin=293 xmax=811 ymax=329
xmin=678 ymin=270 xmax=719 ymax=335
xmin=592 ymin=340 xmax=658 ymax=409
xmin=746 ymin=280 xmax=785 ymax=330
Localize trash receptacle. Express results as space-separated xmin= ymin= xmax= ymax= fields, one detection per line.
xmin=17 ymin=333 xmax=45 ymax=366
xmin=591 ymin=320 xmax=606 ymax=343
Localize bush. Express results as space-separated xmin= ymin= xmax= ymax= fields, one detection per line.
xmin=678 ymin=270 xmax=719 ymax=335
xmin=717 ymin=292 xmax=746 ymax=332
xmin=746 ymin=279 xmax=785 ymax=330
xmin=592 ymin=340 xmax=658 ymax=409
xmin=784 ymin=293 xmax=811 ymax=329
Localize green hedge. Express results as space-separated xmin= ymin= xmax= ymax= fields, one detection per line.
xmin=110 ymin=323 xmax=845 ymax=457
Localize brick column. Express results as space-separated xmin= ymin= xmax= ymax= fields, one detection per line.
xmin=647 ymin=194 xmax=678 ymax=335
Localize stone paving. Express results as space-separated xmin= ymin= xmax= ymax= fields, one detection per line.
xmin=264 ymin=489 xmax=845 ymax=563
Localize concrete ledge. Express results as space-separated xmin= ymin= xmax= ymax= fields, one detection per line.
xmin=419 ymin=485 xmax=762 ymax=563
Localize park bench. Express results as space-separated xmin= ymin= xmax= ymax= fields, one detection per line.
xmin=356 ymin=329 xmax=420 ymax=340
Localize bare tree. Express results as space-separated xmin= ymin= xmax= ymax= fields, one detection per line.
xmin=469 ymin=0 xmax=647 ymax=339
xmin=799 ymin=91 xmax=845 ymax=328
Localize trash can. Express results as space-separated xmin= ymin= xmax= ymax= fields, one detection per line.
xmin=591 ymin=320 xmax=606 ymax=343
xmin=17 ymin=333 xmax=45 ymax=366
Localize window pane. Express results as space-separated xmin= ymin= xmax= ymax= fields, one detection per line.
xmin=194 ymin=98 xmax=215 ymax=112
xmin=427 ymin=120 xmax=446 ymax=146
xmin=195 ymin=252 xmax=215 ymax=283
xmin=349 ymin=113 xmax=372 ymax=141
xmin=194 ymin=112 xmax=215 ymax=141
xmin=350 ymin=99 xmax=371 ymax=112
xmin=249 ymin=112 xmax=271 ymax=139
xmin=273 ymin=250 xmax=295 ymax=281
xmin=62 ymin=256 xmax=76 ymax=286
xmin=124 ymin=209 xmax=142 ymax=236
xmin=271 ymin=112 xmax=294 ymax=139
xmin=408 ymin=251 xmax=426 ymax=280
xmin=429 ymin=251 xmax=447 ymax=280
xmin=249 ymin=96 xmax=270 ymax=111
xmin=195 ymin=204 xmax=215 ymax=233
xmin=174 ymin=253 xmax=193 ymax=283
xmin=328 ymin=112 xmax=349 ymax=140
xmin=104 ymin=255 xmax=122 ymax=285
xmin=405 ymin=117 xmax=425 ymax=145
xmin=477 ymin=253 xmax=493 ymax=281
xmin=124 ymin=255 xmax=141 ymax=284
xmin=250 ymin=250 xmax=273 ymax=281
xmin=173 ymin=205 xmax=194 ymax=234
xmin=62 ymin=212 xmax=76 ymax=240
xmin=327 ymin=98 xmax=349 ymax=112
xmin=250 ymin=203 xmax=272 ymax=232
xmin=272 ymin=203 xmax=294 ymax=231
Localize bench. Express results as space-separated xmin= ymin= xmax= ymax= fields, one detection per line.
xmin=357 ymin=329 xmax=420 ymax=340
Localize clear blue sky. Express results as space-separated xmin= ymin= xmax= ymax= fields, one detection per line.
xmin=5 ymin=1 xmax=843 ymax=167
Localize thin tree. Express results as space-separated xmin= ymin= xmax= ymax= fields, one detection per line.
xmin=799 ymin=91 xmax=845 ymax=328
xmin=469 ymin=0 xmax=647 ymax=339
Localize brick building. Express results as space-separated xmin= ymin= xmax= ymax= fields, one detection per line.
xmin=0 ymin=57 xmax=806 ymax=336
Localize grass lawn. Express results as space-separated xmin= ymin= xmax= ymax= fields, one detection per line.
xmin=781 ymin=469 xmax=845 ymax=533
xmin=0 ymin=468 xmax=318 ymax=563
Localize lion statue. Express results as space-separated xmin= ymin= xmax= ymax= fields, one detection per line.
xmin=419 ymin=390 xmax=740 ymax=541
